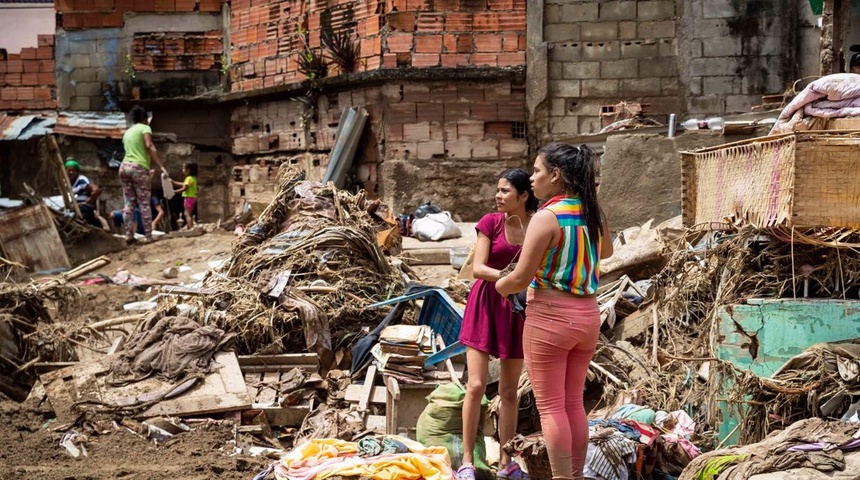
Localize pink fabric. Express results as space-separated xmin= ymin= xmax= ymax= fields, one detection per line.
xmin=459 ymin=212 xmax=525 ymax=359
xmin=523 ymin=289 xmax=600 ymax=478
xmin=771 ymin=73 xmax=860 ymax=134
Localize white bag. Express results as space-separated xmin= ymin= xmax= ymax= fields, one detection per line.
xmin=161 ymin=172 xmax=175 ymax=200
xmin=411 ymin=211 xmax=462 ymax=242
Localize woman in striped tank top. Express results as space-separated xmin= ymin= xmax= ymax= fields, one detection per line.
xmin=496 ymin=143 xmax=613 ymax=480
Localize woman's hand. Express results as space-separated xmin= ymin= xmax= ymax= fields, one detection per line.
xmin=496 ymin=210 xmax=557 ymax=296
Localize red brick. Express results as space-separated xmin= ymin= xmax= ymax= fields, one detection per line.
xmin=37 ymin=35 xmax=55 ymax=47
xmin=38 ymin=72 xmax=55 ymax=85
xmin=415 ymin=34 xmax=442 ymax=53
xmin=34 ymin=87 xmax=52 ymax=100
xmin=73 ymin=0 xmax=94 ymax=10
xmin=116 ymin=0 xmax=135 ymax=11
xmin=499 ymin=12 xmax=526 ymax=31
xmin=387 ymin=34 xmax=413 ymax=53
xmin=442 ymin=34 xmax=458 ymax=53
xmin=388 ymin=123 xmax=404 ymax=141
xmin=387 ymin=11 xmax=415 ymax=31
xmin=134 ymin=0 xmax=154 ymax=11
xmin=36 ymin=47 xmax=53 ymax=60
xmin=199 ymin=0 xmax=221 ymax=12
xmin=497 ymin=52 xmax=525 ymax=66
xmin=5 ymin=74 xmax=21 ymax=86
xmin=517 ymin=34 xmax=526 ymax=50
xmin=381 ymin=53 xmax=397 ymax=67
xmin=0 ymin=88 xmax=16 ymax=101
xmin=406 ymin=0 xmax=429 ymax=10
xmin=0 ymin=101 xmax=10 ymax=109
xmin=38 ymin=60 xmax=54 ymax=72
xmin=388 ymin=103 xmax=417 ymax=122
xmin=403 ymin=122 xmax=430 ymax=141
xmin=498 ymin=102 xmax=525 ymax=120
xmin=501 ymin=34 xmax=519 ymax=52
xmin=18 ymin=87 xmax=34 ymax=101
xmin=445 ymin=13 xmax=472 ymax=31
xmin=175 ymin=0 xmax=197 ymax=10
xmin=473 ymin=13 xmax=500 ymax=32
xmin=23 ymin=61 xmax=40 ymax=73
xmin=471 ymin=53 xmax=498 ymax=66
xmin=6 ymin=60 xmax=23 ymax=73
xmin=417 ymin=13 xmax=444 ymax=32
xmin=415 ymin=103 xmax=443 ymax=122
xmin=56 ymin=0 xmax=74 ymax=12
xmin=21 ymin=73 xmax=38 ymax=86
xmin=474 ymin=34 xmax=502 ymax=53
xmin=441 ymin=53 xmax=469 ymax=68
xmin=21 ymin=48 xmax=37 ymax=60
xmin=92 ymin=0 xmax=113 ymax=11
xmin=435 ymin=0 xmax=460 ymax=10
xmin=412 ymin=54 xmax=440 ymax=68
xmin=470 ymin=103 xmax=498 ymax=121
xmin=154 ymin=0 xmax=175 ymax=11
xmin=456 ymin=35 xmax=473 ymax=53
xmin=488 ymin=0 xmax=514 ymax=8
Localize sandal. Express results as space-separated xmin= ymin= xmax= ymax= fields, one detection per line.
xmin=497 ymin=462 xmax=529 ymax=480
xmin=457 ymin=464 xmax=477 ymax=480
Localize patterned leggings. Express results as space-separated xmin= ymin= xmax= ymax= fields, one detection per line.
xmin=119 ymin=162 xmax=152 ymax=238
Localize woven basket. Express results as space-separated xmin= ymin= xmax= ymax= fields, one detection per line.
xmin=504 ymin=433 xmax=552 ymax=480
xmin=681 ymin=131 xmax=860 ymax=229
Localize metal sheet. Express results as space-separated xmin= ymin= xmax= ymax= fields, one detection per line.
xmin=53 ymin=111 xmax=128 ymax=139
xmin=0 ymin=113 xmax=55 ymax=141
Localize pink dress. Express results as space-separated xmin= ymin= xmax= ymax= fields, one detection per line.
xmin=459 ymin=212 xmax=525 ymax=359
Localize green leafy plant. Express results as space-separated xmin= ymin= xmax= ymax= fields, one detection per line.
xmin=123 ymin=53 xmax=136 ymax=82
xmin=322 ymin=29 xmax=359 ymax=73
xmin=220 ymin=53 xmax=230 ymax=75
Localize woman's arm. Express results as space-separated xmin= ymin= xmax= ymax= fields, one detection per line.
xmin=496 ymin=210 xmax=556 ymax=296
xmin=600 ymin=220 xmax=613 ymax=260
xmin=144 ymin=133 xmax=164 ymax=171
xmin=471 ymin=232 xmax=503 ymax=282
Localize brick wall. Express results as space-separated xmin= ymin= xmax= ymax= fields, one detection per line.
xmin=229 ymin=0 xmax=527 ymax=93
xmin=541 ymin=0 xmax=795 ymax=139
xmin=0 ymin=35 xmax=56 ymax=110
xmin=132 ymin=31 xmax=223 ymax=72
xmin=55 ymin=0 xmax=222 ymax=29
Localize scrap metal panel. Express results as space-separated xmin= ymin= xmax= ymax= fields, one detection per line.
xmin=0 ymin=204 xmax=70 ymax=274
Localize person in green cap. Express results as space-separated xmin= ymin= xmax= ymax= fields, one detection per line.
xmin=65 ymin=158 xmax=102 ymax=227
xmin=120 ymin=105 xmax=166 ymax=244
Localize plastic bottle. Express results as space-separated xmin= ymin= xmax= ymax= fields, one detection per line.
xmin=681 ymin=117 xmax=725 ymax=131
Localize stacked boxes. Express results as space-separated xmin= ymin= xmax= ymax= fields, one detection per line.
xmin=0 ymin=35 xmax=56 ymax=110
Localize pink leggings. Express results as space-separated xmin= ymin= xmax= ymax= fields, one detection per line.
xmin=523 ymin=290 xmax=600 ymax=479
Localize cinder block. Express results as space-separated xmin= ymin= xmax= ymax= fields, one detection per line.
xmin=471 ymin=139 xmax=499 ymax=159
xmin=692 ymin=18 xmax=731 ymax=38
xmin=544 ymin=5 xmax=563 ymax=24
xmin=549 ymin=43 xmax=582 ymax=62
xmin=429 ymin=122 xmax=445 ymax=141
xmin=598 ymin=1 xmax=637 ymax=21
xmin=599 ymin=58 xmax=637 ymax=78
xmin=457 ymin=121 xmax=484 ymax=139
xmin=659 ymin=39 xmax=677 ymax=57
xmin=578 ymin=116 xmax=601 ymax=134
xmin=417 ymin=103 xmax=444 ymax=122
xmin=703 ymin=36 xmax=742 ymax=57
xmin=550 ymin=98 xmax=567 ymax=116
xmin=581 ymin=22 xmax=618 ymax=42
xmin=689 ymin=77 xmax=703 ymax=96
xmin=620 ymin=40 xmax=659 ymax=58
xmin=581 ymin=79 xmax=619 ymax=97
xmin=638 ymin=20 xmax=676 ymax=39
xmin=562 ymin=3 xmax=599 ymax=22
xmin=500 ymin=139 xmax=528 ymax=157
xmin=702 ymin=1 xmax=738 ymax=19
xmin=544 ymin=23 xmax=580 ymax=43
xmin=416 ymin=140 xmax=445 ymax=158
xmin=688 ymin=94 xmax=724 ymax=115
xmin=689 ymin=57 xmax=737 ymax=77
xmin=640 ymin=57 xmax=677 ymax=77
xmin=620 ymin=78 xmax=661 ymax=96
xmin=69 ymin=95 xmax=91 ymax=110
xmin=549 ymin=116 xmax=579 ymax=135
xmin=661 ymin=77 xmax=681 ymax=95
xmin=563 ymin=61 xmax=600 ymax=79
xmin=403 ymin=84 xmax=430 ymax=102
xmin=69 ymin=41 xmax=97 ymax=56
xmin=638 ymin=1 xmax=675 ymax=21
xmin=445 ymin=140 xmax=472 ymax=159
xmin=69 ymin=54 xmax=91 ymax=69
xmin=549 ymin=79 xmax=581 ymax=97
xmin=549 ymin=62 xmax=563 ymax=80
xmin=702 ymin=76 xmax=740 ymax=95
xmin=618 ymin=21 xmax=637 ymax=40
xmin=582 ymin=42 xmax=620 ymax=60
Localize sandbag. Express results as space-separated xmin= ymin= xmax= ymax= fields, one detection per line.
xmin=416 ymin=383 xmax=492 ymax=479
xmin=411 ymin=211 xmax=461 ymax=242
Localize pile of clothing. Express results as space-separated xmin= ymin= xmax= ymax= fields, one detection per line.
xmin=770 ymin=73 xmax=860 ymax=134
xmin=680 ymin=418 xmax=860 ymax=479
xmin=256 ymin=435 xmax=455 ymax=480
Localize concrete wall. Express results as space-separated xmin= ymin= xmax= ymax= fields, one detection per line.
xmin=535 ymin=0 xmax=805 ymax=142
xmin=599 ymin=130 xmax=727 ymax=231
xmin=55 ymin=8 xmax=224 ymax=111
xmin=0 ymin=4 xmax=55 ymax=54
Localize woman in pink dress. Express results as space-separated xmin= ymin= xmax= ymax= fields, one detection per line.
xmin=458 ymin=169 xmax=537 ymax=480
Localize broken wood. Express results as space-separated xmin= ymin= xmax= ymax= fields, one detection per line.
xmin=46 ymin=135 xmax=82 ymax=220
xmin=436 ymin=334 xmax=463 ymax=388
xmin=157 ymin=285 xmax=216 ymax=297
xmin=589 ymin=361 xmax=624 ymax=386
xmin=87 ymin=314 xmax=145 ymax=331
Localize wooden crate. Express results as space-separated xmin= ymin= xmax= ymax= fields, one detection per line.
xmin=681 ymin=132 xmax=860 ymax=229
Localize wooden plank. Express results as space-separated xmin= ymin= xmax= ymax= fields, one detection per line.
xmin=385 ymin=376 xmax=400 ymax=435
xmin=345 ymin=384 xmax=387 ymax=404
xmin=0 ymin=205 xmax=70 ymax=274
xmin=358 ymin=365 xmax=377 ymax=413
xmin=256 ymin=405 xmax=310 ymax=427
xmin=46 ymin=135 xmax=82 ymax=219
xmin=238 ymin=354 xmax=319 ymax=373
xmin=40 ymin=351 xmax=251 ymax=423
xmin=255 ymin=372 xmax=280 ymax=406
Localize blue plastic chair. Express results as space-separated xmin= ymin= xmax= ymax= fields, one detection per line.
xmin=365 ymin=287 xmax=466 ymax=367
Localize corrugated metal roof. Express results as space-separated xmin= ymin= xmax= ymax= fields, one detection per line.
xmin=0 ymin=112 xmax=56 ymax=141
xmin=53 ymin=111 xmax=128 ymax=139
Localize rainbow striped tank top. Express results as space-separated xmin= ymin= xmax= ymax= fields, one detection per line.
xmin=530 ymin=195 xmax=601 ymax=295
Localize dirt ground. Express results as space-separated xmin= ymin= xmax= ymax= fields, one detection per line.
xmin=0 ymin=231 xmax=459 ymax=480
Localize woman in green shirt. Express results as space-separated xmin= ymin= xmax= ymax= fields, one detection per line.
xmin=120 ymin=106 xmax=165 ymax=243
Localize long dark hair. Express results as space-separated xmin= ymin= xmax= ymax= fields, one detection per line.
xmin=500 ymin=168 xmax=538 ymax=213
xmin=538 ymin=143 xmax=603 ymax=239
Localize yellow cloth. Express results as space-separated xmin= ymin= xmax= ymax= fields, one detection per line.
xmin=275 ymin=436 xmax=453 ymax=480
